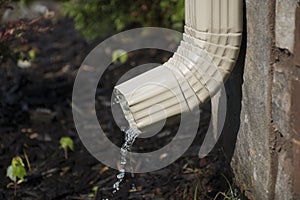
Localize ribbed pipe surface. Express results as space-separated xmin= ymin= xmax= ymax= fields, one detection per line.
xmin=115 ymin=0 xmax=243 ymax=130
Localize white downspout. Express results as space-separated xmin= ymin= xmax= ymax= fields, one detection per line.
xmin=114 ymin=0 xmax=243 ymax=132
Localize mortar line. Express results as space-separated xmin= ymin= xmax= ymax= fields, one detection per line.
xmin=267 ymin=0 xmax=278 ymax=199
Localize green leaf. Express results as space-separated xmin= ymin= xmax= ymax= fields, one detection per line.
xmin=92 ymin=186 xmax=99 ymax=192
xmin=112 ymin=49 xmax=128 ymax=64
xmin=114 ymin=18 xmax=125 ymax=31
xmin=12 ymin=156 xmax=25 ymax=168
xmin=62 ymin=0 xmax=184 ymax=40
xmin=88 ymin=193 xmax=95 ymax=198
xmin=60 ymin=137 xmax=74 ymax=151
xmin=28 ymin=49 xmax=36 ymax=60
xmin=13 ymin=165 xmax=26 ymax=181
xmin=6 ymin=182 xmax=14 ymax=188
xmin=12 ymin=157 xmax=27 ymax=181
xmin=7 ymin=156 xmax=27 ymax=182
xmin=160 ymin=1 xmax=169 ymax=9
xmin=6 ymin=166 xmax=16 ymax=182
xmin=194 ymin=180 xmax=200 ymax=200
xmin=17 ymin=179 xmax=25 ymax=184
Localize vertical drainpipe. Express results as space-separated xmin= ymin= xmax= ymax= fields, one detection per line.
xmin=114 ymin=0 xmax=243 ymax=133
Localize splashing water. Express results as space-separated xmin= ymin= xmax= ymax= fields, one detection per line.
xmin=112 ymin=127 xmax=139 ymax=193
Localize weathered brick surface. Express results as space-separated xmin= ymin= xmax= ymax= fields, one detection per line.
xmin=276 ymin=0 xmax=299 ymax=53
xmin=295 ymin=4 xmax=300 ymax=66
xmin=293 ymin=139 xmax=300 ymax=198
xmin=291 ymin=78 xmax=300 ymax=198
xmin=272 ymin=64 xmax=291 ymax=137
xmin=270 ymin=58 xmax=300 ymax=200
xmin=231 ymin=1 xmax=272 ymax=199
xmin=291 ymin=79 xmax=300 ymax=135
xmin=231 ymin=1 xmax=300 ymax=199
xmin=275 ymin=151 xmax=293 ymax=200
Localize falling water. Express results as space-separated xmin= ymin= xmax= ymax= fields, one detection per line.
xmin=112 ymin=127 xmax=138 ymax=193
xmin=111 ymin=90 xmax=141 ymax=194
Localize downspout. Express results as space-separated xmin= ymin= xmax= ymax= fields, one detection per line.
xmin=114 ymin=0 xmax=243 ymax=132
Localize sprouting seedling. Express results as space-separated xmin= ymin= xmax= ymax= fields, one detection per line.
xmin=194 ymin=179 xmax=200 ymax=200
xmin=60 ymin=137 xmax=74 ymax=159
xmin=112 ymin=49 xmax=128 ymax=64
xmin=6 ymin=156 xmax=27 ymax=196
xmin=88 ymin=186 xmax=99 ymax=199
xmin=213 ymin=173 xmax=240 ymax=200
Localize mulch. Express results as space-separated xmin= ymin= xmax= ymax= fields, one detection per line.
xmin=0 ymin=17 xmax=242 ymax=200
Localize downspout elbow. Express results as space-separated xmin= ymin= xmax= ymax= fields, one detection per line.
xmin=114 ymin=0 xmax=243 ymax=131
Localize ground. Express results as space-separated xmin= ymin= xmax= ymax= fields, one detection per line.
xmin=0 ymin=17 xmax=243 ymax=200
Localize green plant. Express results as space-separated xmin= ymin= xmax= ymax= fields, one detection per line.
xmin=0 ymin=17 xmax=51 ymax=63
xmin=88 ymin=186 xmax=99 ymax=199
xmin=6 ymin=156 xmax=27 ymax=196
xmin=112 ymin=49 xmax=128 ymax=64
xmin=63 ymin=0 xmax=184 ymax=40
xmin=193 ymin=180 xmax=200 ymax=200
xmin=213 ymin=174 xmax=240 ymax=200
xmin=60 ymin=137 xmax=74 ymax=159
xmin=182 ymin=185 xmax=188 ymax=199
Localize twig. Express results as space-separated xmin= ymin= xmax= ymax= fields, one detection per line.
xmin=23 ymin=150 xmax=32 ymax=173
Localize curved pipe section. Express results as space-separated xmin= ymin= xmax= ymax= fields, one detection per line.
xmin=114 ymin=0 xmax=243 ymax=131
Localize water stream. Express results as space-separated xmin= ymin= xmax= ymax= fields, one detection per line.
xmin=111 ymin=90 xmax=142 ymax=195
xmin=112 ymin=127 xmax=139 ymax=193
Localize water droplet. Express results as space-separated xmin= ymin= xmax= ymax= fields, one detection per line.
xmin=131 ymin=184 xmax=137 ymax=192
xmin=113 ymin=182 xmax=119 ymax=190
xmin=120 ymin=160 xmax=126 ymax=165
xmin=117 ymin=173 xmax=124 ymax=179
xmin=120 ymin=148 xmax=127 ymax=156
xmin=114 ymin=97 xmax=120 ymax=104
xmin=120 ymin=126 xmax=126 ymax=132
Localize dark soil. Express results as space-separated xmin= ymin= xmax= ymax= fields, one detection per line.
xmin=0 ymin=17 xmax=242 ymax=200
